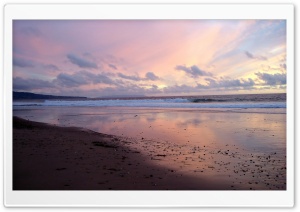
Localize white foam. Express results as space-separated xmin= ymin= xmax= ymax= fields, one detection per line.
xmin=13 ymin=98 xmax=286 ymax=109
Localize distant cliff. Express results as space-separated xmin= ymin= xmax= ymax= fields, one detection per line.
xmin=13 ymin=91 xmax=87 ymax=100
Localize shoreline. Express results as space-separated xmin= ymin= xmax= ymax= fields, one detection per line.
xmin=13 ymin=110 xmax=286 ymax=190
xmin=13 ymin=116 xmax=230 ymax=190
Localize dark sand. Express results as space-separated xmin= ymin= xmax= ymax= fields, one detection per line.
xmin=13 ymin=116 xmax=229 ymax=190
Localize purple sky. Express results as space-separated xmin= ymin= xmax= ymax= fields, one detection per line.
xmin=13 ymin=20 xmax=286 ymax=97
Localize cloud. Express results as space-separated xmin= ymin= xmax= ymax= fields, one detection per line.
xmin=13 ymin=77 xmax=54 ymax=91
xmin=145 ymin=72 xmax=159 ymax=81
xmin=162 ymin=77 xmax=256 ymax=94
xmin=83 ymin=71 xmax=115 ymax=85
xmin=67 ymin=54 xmax=98 ymax=69
xmin=244 ymin=51 xmax=267 ymax=61
xmin=280 ymin=63 xmax=286 ymax=70
xmin=175 ymin=65 xmax=213 ymax=78
xmin=117 ymin=72 xmax=159 ymax=81
xmin=201 ymin=78 xmax=255 ymax=89
xmin=42 ymin=64 xmax=59 ymax=71
xmin=20 ymin=27 xmax=42 ymax=37
xmin=13 ymin=58 xmax=35 ymax=68
xmin=163 ymin=84 xmax=196 ymax=93
xmin=55 ymin=73 xmax=88 ymax=87
xmin=108 ymin=64 xmax=118 ymax=70
xmin=117 ymin=73 xmax=141 ymax=81
xmin=97 ymin=82 xmax=161 ymax=97
xmin=245 ymin=51 xmax=254 ymax=59
xmin=54 ymin=71 xmax=115 ymax=88
xmin=255 ymin=72 xmax=286 ymax=85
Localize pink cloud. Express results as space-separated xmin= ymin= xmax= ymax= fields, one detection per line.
xmin=13 ymin=20 xmax=286 ymax=96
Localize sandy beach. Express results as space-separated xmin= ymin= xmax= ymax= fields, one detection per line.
xmin=13 ymin=116 xmax=231 ymax=190
xmin=13 ymin=106 xmax=286 ymax=191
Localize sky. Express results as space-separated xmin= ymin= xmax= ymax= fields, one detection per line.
xmin=13 ymin=20 xmax=286 ymax=97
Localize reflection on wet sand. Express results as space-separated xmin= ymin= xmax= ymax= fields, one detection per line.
xmin=14 ymin=106 xmax=286 ymax=190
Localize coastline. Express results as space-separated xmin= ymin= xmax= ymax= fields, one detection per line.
xmin=13 ymin=116 xmax=229 ymax=190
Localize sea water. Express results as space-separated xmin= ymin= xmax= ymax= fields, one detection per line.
xmin=13 ymin=93 xmax=286 ymax=109
xmin=13 ymin=93 xmax=286 ymax=151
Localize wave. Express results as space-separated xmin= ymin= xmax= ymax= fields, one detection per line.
xmin=13 ymin=98 xmax=286 ymax=109
xmin=189 ymin=98 xmax=227 ymax=103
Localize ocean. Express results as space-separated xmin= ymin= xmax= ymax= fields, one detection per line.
xmin=12 ymin=93 xmax=287 ymax=150
xmin=13 ymin=93 xmax=286 ymax=109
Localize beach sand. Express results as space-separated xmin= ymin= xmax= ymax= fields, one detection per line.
xmin=13 ymin=106 xmax=286 ymax=190
xmin=13 ymin=116 xmax=229 ymax=190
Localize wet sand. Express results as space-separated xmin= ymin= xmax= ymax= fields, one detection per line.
xmin=13 ymin=116 xmax=229 ymax=190
xmin=13 ymin=108 xmax=286 ymax=190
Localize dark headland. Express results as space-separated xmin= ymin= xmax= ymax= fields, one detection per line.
xmin=13 ymin=91 xmax=87 ymax=100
